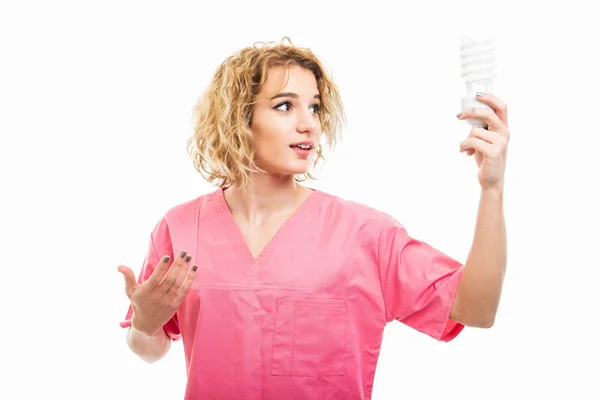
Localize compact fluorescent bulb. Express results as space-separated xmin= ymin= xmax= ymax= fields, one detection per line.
xmin=460 ymin=35 xmax=497 ymax=128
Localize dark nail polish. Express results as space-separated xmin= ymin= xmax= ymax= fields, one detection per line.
xmin=456 ymin=112 xmax=462 ymax=118
xmin=163 ymin=256 xmax=170 ymax=263
xmin=476 ymin=92 xmax=484 ymax=97
xmin=185 ymin=255 xmax=191 ymax=263
xmin=192 ymin=265 xmax=198 ymax=271
xmin=180 ymin=250 xmax=186 ymax=258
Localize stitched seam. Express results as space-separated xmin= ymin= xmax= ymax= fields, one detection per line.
xmin=438 ymin=265 xmax=464 ymax=340
xmin=289 ymin=304 xmax=297 ymax=377
xmin=149 ymin=231 xmax=160 ymax=266
xmin=376 ymin=216 xmax=390 ymax=323
xmin=270 ymin=298 xmax=281 ymax=375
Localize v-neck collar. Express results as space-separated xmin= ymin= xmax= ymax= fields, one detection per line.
xmin=215 ymin=188 xmax=322 ymax=265
xmin=214 ymin=187 xmax=322 ymax=267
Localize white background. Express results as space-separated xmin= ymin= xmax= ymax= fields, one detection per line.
xmin=2 ymin=0 xmax=599 ymax=399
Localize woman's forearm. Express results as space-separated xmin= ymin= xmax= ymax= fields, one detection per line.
xmin=451 ymin=186 xmax=507 ymax=327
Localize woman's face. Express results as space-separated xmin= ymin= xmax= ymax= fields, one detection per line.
xmin=250 ymin=65 xmax=321 ymax=178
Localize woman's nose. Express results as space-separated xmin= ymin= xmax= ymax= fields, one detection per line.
xmin=297 ymin=109 xmax=319 ymax=134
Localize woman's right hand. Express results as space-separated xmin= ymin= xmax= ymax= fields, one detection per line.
xmin=118 ymin=250 xmax=198 ymax=337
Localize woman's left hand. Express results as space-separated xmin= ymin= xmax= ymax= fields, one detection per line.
xmin=457 ymin=93 xmax=510 ymax=191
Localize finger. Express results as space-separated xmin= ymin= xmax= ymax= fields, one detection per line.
xmin=175 ymin=265 xmax=198 ymax=302
xmin=468 ymin=127 xmax=507 ymax=146
xmin=474 ymin=92 xmax=508 ymax=125
xmin=117 ymin=265 xmax=138 ymax=297
xmin=166 ymin=254 xmax=193 ymax=297
xmin=146 ymin=255 xmax=172 ymax=287
xmin=158 ymin=250 xmax=188 ymax=293
xmin=460 ymin=137 xmax=494 ymax=156
xmin=458 ymin=106 xmax=506 ymax=135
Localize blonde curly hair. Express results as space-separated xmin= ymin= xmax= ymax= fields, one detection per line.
xmin=186 ymin=37 xmax=346 ymax=189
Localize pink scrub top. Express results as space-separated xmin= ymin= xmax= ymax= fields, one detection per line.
xmin=120 ymin=188 xmax=465 ymax=399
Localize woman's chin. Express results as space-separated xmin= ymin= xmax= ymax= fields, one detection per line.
xmin=286 ymin=161 xmax=311 ymax=175
xmin=256 ymin=158 xmax=312 ymax=178
xmin=266 ymin=165 xmax=310 ymax=178
xmin=282 ymin=168 xmax=309 ymax=177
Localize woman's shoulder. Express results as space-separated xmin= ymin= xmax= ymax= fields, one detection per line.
xmin=164 ymin=189 xmax=218 ymax=219
xmin=145 ymin=190 xmax=215 ymax=240
xmin=316 ymin=189 xmax=394 ymax=225
xmin=147 ymin=189 xmax=215 ymax=228
xmin=316 ymin=190 xmax=414 ymax=249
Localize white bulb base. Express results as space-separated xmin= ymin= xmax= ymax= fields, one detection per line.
xmin=461 ymin=96 xmax=491 ymax=128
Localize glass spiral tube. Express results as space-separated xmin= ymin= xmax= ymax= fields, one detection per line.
xmin=460 ymin=36 xmax=497 ymax=127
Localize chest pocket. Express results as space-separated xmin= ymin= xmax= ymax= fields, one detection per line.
xmin=270 ymin=297 xmax=348 ymax=377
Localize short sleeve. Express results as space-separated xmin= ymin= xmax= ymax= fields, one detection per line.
xmin=377 ymin=214 xmax=465 ymax=342
xmin=119 ymin=218 xmax=182 ymax=341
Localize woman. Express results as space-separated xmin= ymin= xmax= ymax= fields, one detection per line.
xmin=118 ymin=37 xmax=509 ymax=399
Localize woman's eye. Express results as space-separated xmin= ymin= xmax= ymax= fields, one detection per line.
xmin=274 ymin=102 xmax=291 ymax=111
xmin=273 ymin=101 xmax=320 ymax=113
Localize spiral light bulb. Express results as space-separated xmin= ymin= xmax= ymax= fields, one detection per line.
xmin=460 ymin=35 xmax=497 ymax=128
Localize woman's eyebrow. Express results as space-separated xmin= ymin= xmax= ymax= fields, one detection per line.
xmin=270 ymin=92 xmax=321 ymax=101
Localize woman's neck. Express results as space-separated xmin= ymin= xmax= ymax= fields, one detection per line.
xmin=223 ymin=174 xmax=312 ymax=225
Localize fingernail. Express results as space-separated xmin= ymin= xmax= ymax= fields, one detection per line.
xmin=192 ymin=265 xmax=198 ymax=271
xmin=476 ymin=92 xmax=485 ymax=97
xmin=456 ymin=112 xmax=462 ymax=118
xmin=185 ymin=255 xmax=191 ymax=263
xmin=163 ymin=256 xmax=170 ymax=263
xmin=180 ymin=250 xmax=186 ymax=258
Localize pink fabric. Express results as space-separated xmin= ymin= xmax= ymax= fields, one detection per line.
xmin=120 ymin=188 xmax=464 ymax=399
